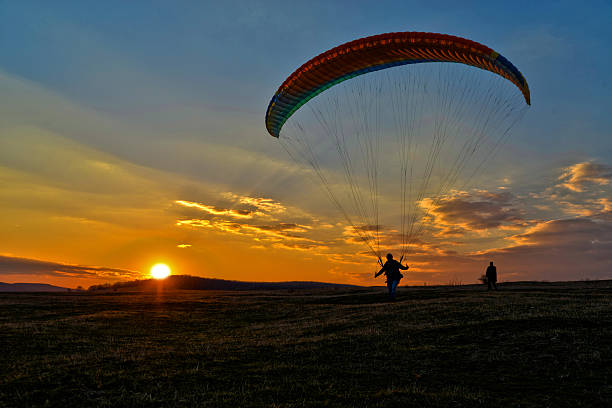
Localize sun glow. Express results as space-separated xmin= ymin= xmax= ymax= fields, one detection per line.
xmin=150 ymin=263 xmax=171 ymax=279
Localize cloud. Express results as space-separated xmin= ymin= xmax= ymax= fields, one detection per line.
xmin=341 ymin=224 xmax=384 ymax=246
xmin=0 ymin=255 xmax=140 ymax=280
xmin=175 ymin=200 xmax=256 ymax=219
xmin=357 ymin=212 xmax=612 ymax=283
xmin=174 ymin=194 xmax=288 ymax=222
xmin=272 ymin=242 xmax=329 ymax=252
xmin=536 ymin=161 xmax=612 ymax=217
xmin=222 ymin=193 xmax=286 ymax=214
xmin=508 ymin=213 xmax=612 ymax=247
xmin=420 ymin=190 xmax=526 ymax=236
xmin=556 ymin=201 xmax=598 ymax=217
xmin=251 ymin=222 xmax=311 ymax=233
xmin=598 ymin=198 xmax=612 ymax=212
xmin=341 ymin=225 xmax=435 ymax=256
xmin=558 ymin=161 xmax=612 ymax=192
xmin=450 ymin=212 xmax=612 ymax=281
xmin=174 ymin=191 xmax=338 ymax=255
xmin=176 ymin=218 xmax=320 ymax=244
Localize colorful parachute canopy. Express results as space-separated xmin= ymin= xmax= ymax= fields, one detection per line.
xmin=265 ymin=32 xmax=530 ymax=138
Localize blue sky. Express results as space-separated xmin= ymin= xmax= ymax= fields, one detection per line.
xmin=1 ymin=1 xmax=611 ymax=286
xmin=2 ymin=1 xmax=611 ymax=175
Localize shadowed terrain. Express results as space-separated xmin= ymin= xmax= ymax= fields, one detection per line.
xmin=0 ymin=282 xmax=69 ymax=292
xmin=1 ymin=281 xmax=611 ymax=407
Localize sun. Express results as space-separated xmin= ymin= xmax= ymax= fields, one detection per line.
xmin=150 ymin=263 xmax=171 ymax=279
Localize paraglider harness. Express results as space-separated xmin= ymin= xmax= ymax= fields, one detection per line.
xmin=378 ymin=255 xmax=404 ymax=282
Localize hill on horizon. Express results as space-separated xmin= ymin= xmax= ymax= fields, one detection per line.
xmin=0 ymin=282 xmax=70 ymax=292
xmin=88 ymin=274 xmax=362 ymax=292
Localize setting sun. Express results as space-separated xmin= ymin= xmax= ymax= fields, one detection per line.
xmin=150 ymin=263 xmax=171 ymax=279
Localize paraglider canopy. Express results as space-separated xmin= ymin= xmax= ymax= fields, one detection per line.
xmin=266 ymin=32 xmax=530 ymax=138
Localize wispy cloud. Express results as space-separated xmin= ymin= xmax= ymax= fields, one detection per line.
xmin=558 ymin=161 xmax=612 ymax=192
xmin=272 ymin=242 xmax=329 ymax=252
xmin=175 ymin=200 xmax=256 ymax=219
xmin=177 ymin=218 xmax=320 ymax=244
xmin=0 ymin=255 xmax=140 ymax=280
xmin=222 ymin=193 xmax=286 ymax=214
xmin=174 ymin=194 xmax=287 ymax=221
xmin=174 ymin=192 xmax=335 ymax=255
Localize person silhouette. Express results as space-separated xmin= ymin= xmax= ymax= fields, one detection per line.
xmin=486 ymin=261 xmax=498 ymax=291
xmin=375 ymin=253 xmax=409 ymax=300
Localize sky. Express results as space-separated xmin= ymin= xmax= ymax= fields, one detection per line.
xmin=1 ymin=1 xmax=611 ymax=288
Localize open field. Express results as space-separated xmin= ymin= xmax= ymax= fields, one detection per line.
xmin=1 ymin=281 xmax=611 ymax=407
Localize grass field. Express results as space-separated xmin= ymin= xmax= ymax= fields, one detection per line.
xmin=1 ymin=281 xmax=611 ymax=407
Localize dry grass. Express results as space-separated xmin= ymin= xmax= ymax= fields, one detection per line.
xmin=1 ymin=281 xmax=611 ymax=407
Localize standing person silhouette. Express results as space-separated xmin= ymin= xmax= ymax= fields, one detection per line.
xmin=486 ymin=261 xmax=498 ymax=291
xmin=375 ymin=253 xmax=409 ymax=301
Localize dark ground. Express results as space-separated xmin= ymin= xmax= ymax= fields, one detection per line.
xmin=1 ymin=281 xmax=611 ymax=407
